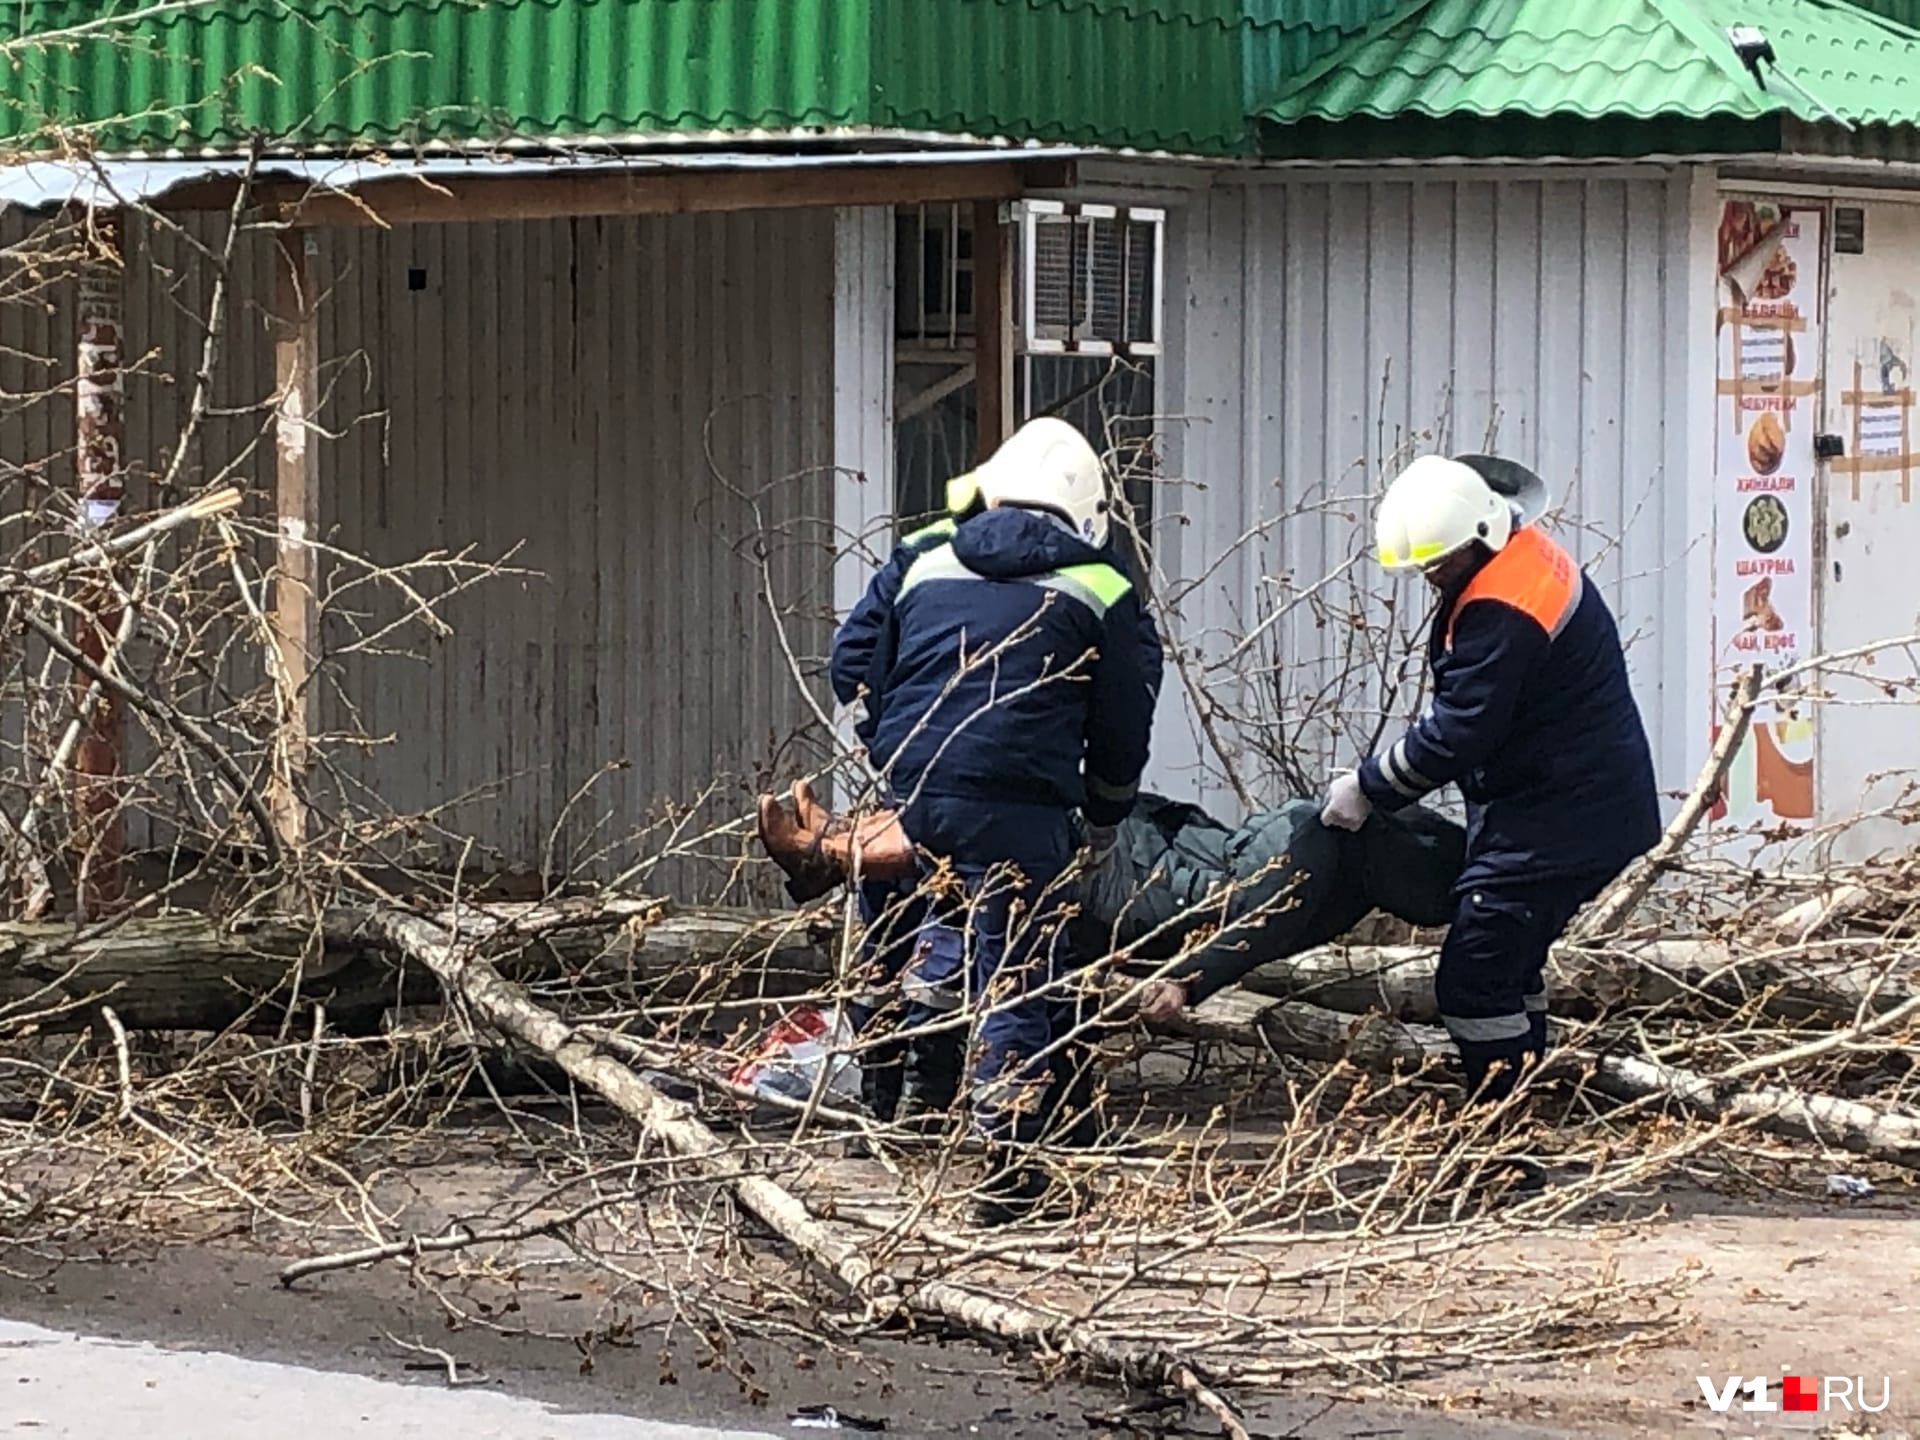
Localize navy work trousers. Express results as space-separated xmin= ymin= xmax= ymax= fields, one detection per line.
xmin=1435 ymin=869 xmax=1612 ymax=1101
xmin=899 ymin=796 xmax=1079 ymax=1143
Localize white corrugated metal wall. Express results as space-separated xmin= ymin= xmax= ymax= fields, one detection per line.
xmin=316 ymin=209 xmax=838 ymax=893
xmin=1152 ymin=168 xmax=1704 ymax=819
xmin=0 ymin=206 xmax=838 ymax=894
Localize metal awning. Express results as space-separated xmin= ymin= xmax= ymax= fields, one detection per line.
xmin=0 ymin=146 xmax=1093 ymax=215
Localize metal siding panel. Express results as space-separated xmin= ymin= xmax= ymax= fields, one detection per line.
xmin=1537 ymin=179 xmax=1588 ymax=539
xmin=1154 ymin=171 xmax=1693 ymax=820
xmin=1620 ymin=179 xmax=1672 ymax=709
xmin=1156 ymin=183 xmax=1248 ymax=812
xmin=1576 ymin=180 xmax=1630 ymax=596
xmin=1365 ymin=180 xmax=1415 ymax=459
xmin=117 ymin=211 xmax=278 ymax=856
xmin=315 ymin=208 xmax=833 ymax=893
xmin=1408 ymin=181 xmax=1458 ymax=449
xmin=1449 ymin=180 xmax=1499 ymax=448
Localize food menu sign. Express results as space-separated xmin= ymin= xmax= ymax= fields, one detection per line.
xmin=1712 ymin=200 xmax=1820 ymax=825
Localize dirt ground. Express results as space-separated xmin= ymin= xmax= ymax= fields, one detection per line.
xmin=2 ymin=1143 xmax=1915 ymax=1440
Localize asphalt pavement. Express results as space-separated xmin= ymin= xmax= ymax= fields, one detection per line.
xmin=0 ymin=1318 xmax=788 ymax=1440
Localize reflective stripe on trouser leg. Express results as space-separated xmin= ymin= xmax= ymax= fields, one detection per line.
xmin=1440 ymin=1011 xmax=1533 ymax=1045
xmin=901 ymin=921 xmax=966 ymax=1014
xmin=1436 ymin=887 xmax=1546 ymax=1099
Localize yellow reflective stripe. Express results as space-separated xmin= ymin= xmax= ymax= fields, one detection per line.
xmin=899 ymin=542 xmax=975 ymax=595
xmin=945 ymin=472 xmax=980 ymax=515
xmin=902 ymin=517 xmax=958 ymax=549
xmin=900 ymin=550 xmax=1130 ymax=619
xmin=1054 ymin=561 xmax=1130 ymax=608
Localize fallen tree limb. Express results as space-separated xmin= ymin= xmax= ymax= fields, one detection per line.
xmin=1178 ymin=993 xmax=1920 ymax=1170
xmin=0 ymin=903 xmax=834 ymax=1035
xmin=17 ymin=899 xmax=1907 ymax=1039
xmin=280 ymin=1193 xmax=633 ymax=1286
xmin=1574 ymin=1049 xmax=1920 ymax=1167
xmin=356 ymin=902 xmax=1262 ymax=1410
xmin=1772 ymin=883 xmax=1877 ymax=942
xmin=1240 ymin=936 xmax=1916 ymax=1025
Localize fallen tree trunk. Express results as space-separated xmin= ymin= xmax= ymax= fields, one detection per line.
xmin=344 ymin=903 xmax=1253 ymax=1432
xmin=14 ymin=899 xmax=1910 ymax=1039
xmin=1239 ymin=938 xmax=1917 ymax=1024
xmin=1772 ymin=883 xmax=1878 ymax=941
xmin=1178 ymin=993 xmax=1920 ymax=1170
xmin=0 ymin=903 xmax=835 ymax=1035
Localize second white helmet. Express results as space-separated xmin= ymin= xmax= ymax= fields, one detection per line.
xmin=971 ymin=417 xmax=1111 ymax=548
xmin=1375 ymin=454 xmax=1515 ymax=570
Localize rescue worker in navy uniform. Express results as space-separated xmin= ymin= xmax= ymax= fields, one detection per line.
xmin=829 ymin=472 xmax=987 ymax=731
xmin=1322 ymin=455 xmax=1660 ymax=1137
xmin=823 ymin=474 xmax=987 ymax=1133
xmin=862 ymin=417 xmax=1157 ymax=1224
xmin=823 ymin=426 xmax=1162 ymax=1140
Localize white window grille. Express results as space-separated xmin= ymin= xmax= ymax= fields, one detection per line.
xmin=1015 ymin=200 xmax=1163 ymax=358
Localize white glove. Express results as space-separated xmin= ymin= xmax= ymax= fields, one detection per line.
xmin=1321 ymin=770 xmax=1372 ymax=832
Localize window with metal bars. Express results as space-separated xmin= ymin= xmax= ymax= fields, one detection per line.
xmin=890 ymin=202 xmax=1164 ymax=576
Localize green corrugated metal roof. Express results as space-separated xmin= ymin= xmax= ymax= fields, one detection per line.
xmin=1 ymin=0 xmax=872 ymax=152
xmin=11 ymin=0 xmax=1919 ymax=163
xmin=1255 ymin=0 xmax=1920 ymax=133
xmin=871 ymin=0 xmax=1247 ymax=154
xmin=1236 ymin=0 xmax=1410 ymax=116
xmin=0 ymin=0 xmax=1267 ymax=157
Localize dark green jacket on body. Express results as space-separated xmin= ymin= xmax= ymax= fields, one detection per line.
xmin=1073 ymin=795 xmax=1465 ymax=1004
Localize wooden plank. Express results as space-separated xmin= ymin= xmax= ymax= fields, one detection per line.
xmin=972 ymin=198 xmax=1014 ymax=458
xmin=269 ymin=231 xmax=322 ymax=853
xmin=266 ymin=160 xmax=1075 ymax=231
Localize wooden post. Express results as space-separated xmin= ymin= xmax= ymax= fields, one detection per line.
xmin=973 ymin=199 xmax=1015 ymax=461
xmin=269 ymin=231 xmax=320 ymax=855
xmin=72 ymin=207 xmax=128 ymax=918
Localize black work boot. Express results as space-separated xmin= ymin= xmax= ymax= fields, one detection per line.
xmin=860 ymin=1036 xmax=905 ymax=1124
xmin=1443 ymin=1051 xmax=1549 ymax=1201
xmin=896 ymin=1028 xmax=963 ymax=1140
xmin=1037 ymin=1037 xmax=1105 ymax=1151
xmin=845 ymin=1037 xmax=905 ymax=1160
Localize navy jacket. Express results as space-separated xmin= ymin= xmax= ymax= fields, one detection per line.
xmin=832 ymin=516 xmax=1165 ymax=745
xmin=866 ymin=507 xmax=1157 ymax=828
xmin=830 ymin=516 xmax=960 ymax=739
xmin=1358 ymin=526 xmax=1660 ymax=887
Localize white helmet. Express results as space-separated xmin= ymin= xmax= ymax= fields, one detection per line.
xmin=1374 ymin=454 xmax=1515 ymax=570
xmin=971 ymin=417 xmax=1111 ymax=547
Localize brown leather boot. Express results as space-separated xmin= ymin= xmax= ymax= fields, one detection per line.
xmin=755 ymin=791 xmax=842 ymax=903
xmin=793 ymin=780 xmax=917 ymax=882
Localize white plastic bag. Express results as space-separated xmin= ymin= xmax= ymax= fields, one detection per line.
xmin=729 ymin=1004 xmax=863 ymax=1110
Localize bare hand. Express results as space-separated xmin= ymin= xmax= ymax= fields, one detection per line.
xmin=1137 ymin=979 xmax=1189 ymax=1023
